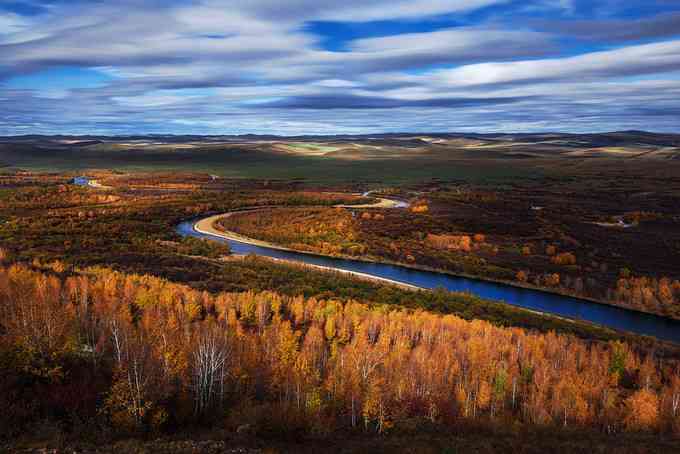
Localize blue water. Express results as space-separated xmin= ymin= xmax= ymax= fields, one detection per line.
xmin=73 ymin=176 xmax=90 ymax=186
xmin=177 ymin=219 xmax=680 ymax=343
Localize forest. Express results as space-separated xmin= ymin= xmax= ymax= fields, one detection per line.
xmin=1 ymin=171 xmax=679 ymax=452
xmin=2 ymin=261 xmax=680 ymax=448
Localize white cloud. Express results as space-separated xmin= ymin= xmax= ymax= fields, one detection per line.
xmin=430 ymin=39 xmax=680 ymax=87
xmin=1 ymin=0 xmax=680 ymax=134
xmin=0 ymin=13 xmax=30 ymax=38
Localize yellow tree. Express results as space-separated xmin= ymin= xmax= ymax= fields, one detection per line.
xmin=625 ymin=389 xmax=660 ymax=431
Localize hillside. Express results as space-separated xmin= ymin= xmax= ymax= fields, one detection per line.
xmin=1 ymin=132 xmax=679 ymax=183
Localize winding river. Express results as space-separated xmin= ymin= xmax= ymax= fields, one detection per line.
xmin=176 ymin=215 xmax=680 ymax=343
xmin=73 ymin=177 xmax=680 ymax=343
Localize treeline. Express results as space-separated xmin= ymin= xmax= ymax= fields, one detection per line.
xmin=1 ymin=263 xmax=679 ymax=441
xmin=515 ymin=268 xmax=680 ymax=320
xmin=0 ymin=185 xmax=117 ymax=212
xmin=217 ymin=208 xmax=508 ymax=279
xmin=611 ymin=275 xmax=680 ymax=320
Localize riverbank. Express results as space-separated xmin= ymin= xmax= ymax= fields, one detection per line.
xmin=245 ymin=254 xmax=421 ymax=291
xmin=182 ymin=249 xmax=638 ymax=346
xmin=196 ymin=211 xmax=647 ymax=318
xmin=181 ymin=213 xmax=680 ymax=343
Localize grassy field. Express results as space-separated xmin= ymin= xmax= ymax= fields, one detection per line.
xmin=2 ymin=132 xmax=679 ymax=183
xmin=0 ymin=143 xmax=537 ymax=183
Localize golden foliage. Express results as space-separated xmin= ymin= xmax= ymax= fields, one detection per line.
xmin=624 ymin=389 xmax=659 ymax=431
xmin=426 ymin=234 xmax=472 ymax=252
xmin=1 ymin=263 xmax=679 ymax=436
xmin=552 ymin=252 xmax=577 ymax=266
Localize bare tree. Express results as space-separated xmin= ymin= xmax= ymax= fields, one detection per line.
xmin=191 ymin=327 xmax=232 ymax=416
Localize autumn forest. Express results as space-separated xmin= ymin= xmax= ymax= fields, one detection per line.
xmin=1 ymin=165 xmax=680 ymax=452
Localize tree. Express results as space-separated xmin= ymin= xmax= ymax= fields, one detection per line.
xmin=624 ymin=389 xmax=659 ymax=431
xmin=0 ymin=262 xmax=677 ymax=438
xmin=552 ymin=252 xmax=576 ymax=266
xmin=103 ymin=333 xmax=160 ymax=430
xmin=477 ymin=380 xmax=491 ymax=414
xmin=190 ymin=327 xmax=231 ymax=416
xmin=545 ymin=273 xmax=561 ymax=287
xmin=363 ymin=377 xmax=390 ymax=433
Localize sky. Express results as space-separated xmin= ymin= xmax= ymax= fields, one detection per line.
xmin=1 ymin=0 xmax=680 ymax=135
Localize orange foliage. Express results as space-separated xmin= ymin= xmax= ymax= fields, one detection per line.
xmin=552 ymin=252 xmax=577 ymax=266
xmin=0 ymin=263 xmax=678 ymax=436
xmin=218 ymin=207 xmax=365 ymax=256
xmin=624 ymin=389 xmax=660 ymax=431
xmin=410 ymin=202 xmax=429 ymax=214
xmin=545 ymin=273 xmax=561 ymax=287
xmin=426 ymin=234 xmax=472 ymax=252
xmin=613 ymin=275 xmax=680 ymax=317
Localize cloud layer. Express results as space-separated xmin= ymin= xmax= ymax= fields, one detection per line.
xmin=0 ymin=0 xmax=679 ymax=134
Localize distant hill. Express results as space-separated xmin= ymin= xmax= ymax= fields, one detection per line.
xmin=0 ymin=131 xmax=678 ymax=182
xmin=1 ymin=130 xmax=678 ymax=148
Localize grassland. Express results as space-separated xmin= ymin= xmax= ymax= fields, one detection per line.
xmin=0 ymin=143 xmax=535 ymax=184
xmin=2 ymin=132 xmax=679 ymax=185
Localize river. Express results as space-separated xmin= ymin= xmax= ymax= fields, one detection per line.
xmin=73 ymin=177 xmax=680 ymax=342
xmin=176 ymin=217 xmax=680 ymax=343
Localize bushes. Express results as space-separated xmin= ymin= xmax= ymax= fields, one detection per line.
xmin=552 ymin=252 xmax=577 ymax=266
xmin=410 ymin=202 xmax=429 ymax=213
xmin=176 ymin=237 xmax=231 ymax=258
xmin=425 ymin=234 xmax=472 ymax=252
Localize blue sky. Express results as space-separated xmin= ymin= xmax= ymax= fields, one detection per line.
xmin=1 ymin=0 xmax=679 ymax=135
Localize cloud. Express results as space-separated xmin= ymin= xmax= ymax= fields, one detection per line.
xmin=2 ymin=77 xmax=679 ymax=135
xmin=259 ymin=93 xmax=530 ymax=109
xmin=429 ymin=40 xmax=680 ymax=88
xmin=345 ymin=27 xmax=553 ymax=63
xmin=0 ymin=3 xmax=551 ymax=86
xmin=235 ymin=0 xmax=509 ymax=22
xmin=1 ymin=0 xmax=680 ymax=134
xmin=0 ymin=12 xmax=29 ymax=36
xmin=536 ymin=11 xmax=680 ymax=42
xmin=254 ymin=27 xmax=554 ymax=84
